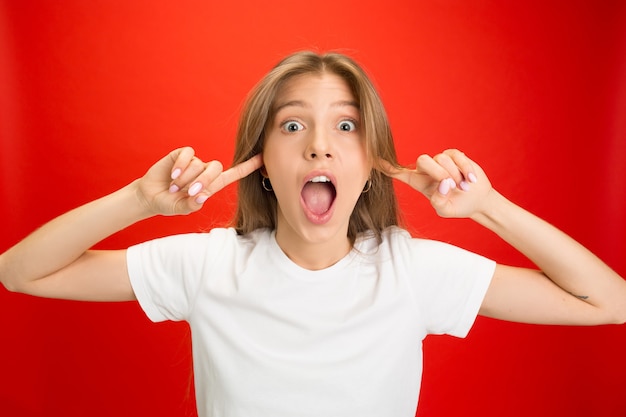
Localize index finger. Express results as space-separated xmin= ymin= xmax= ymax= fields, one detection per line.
xmin=207 ymin=154 xmax=264 ymax=194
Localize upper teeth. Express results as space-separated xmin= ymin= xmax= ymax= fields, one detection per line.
xmin=310 ymin=176 xmax=331 ymax=183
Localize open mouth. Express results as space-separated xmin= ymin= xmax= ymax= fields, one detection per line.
xmin=301 ymin=175 xmax=337 ymax=216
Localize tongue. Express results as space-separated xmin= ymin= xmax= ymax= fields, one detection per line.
xmin=302 ymin=182 xmax=335 ymax=215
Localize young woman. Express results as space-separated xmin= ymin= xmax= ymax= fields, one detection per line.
xmin=1 ymin=51 xmax=625 ymax=416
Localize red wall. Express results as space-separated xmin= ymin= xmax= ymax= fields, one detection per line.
xmin=1 ymin=1 xmax=625 ymax=416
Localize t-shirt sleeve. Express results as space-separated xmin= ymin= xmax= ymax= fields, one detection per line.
xmin=126 ymin=229 xmax=232 ymax=322
xmin=407 ymin=238 xmax=496 ymax=338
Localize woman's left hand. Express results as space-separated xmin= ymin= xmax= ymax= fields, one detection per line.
xmin=379 ymin=149 xmax=494 ymax=219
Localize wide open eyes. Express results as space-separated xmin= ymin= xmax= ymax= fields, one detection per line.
xmin=337 ymin=120 xmax=357 ymax=132
xmin=281 ymin=120 xmax=305 ymax=133
xmin=280 ymin=119 xmax=358 ymax=134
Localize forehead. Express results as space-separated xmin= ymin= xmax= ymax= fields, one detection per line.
xmin=273 ymin=72 xmax=357 ymax=110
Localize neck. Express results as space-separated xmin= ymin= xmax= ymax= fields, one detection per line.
xmin=274 ymin=225 xmax=352 ymax=271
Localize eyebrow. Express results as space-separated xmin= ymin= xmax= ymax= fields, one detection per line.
xmin=273 ymin=100 xmax=360 ymax=113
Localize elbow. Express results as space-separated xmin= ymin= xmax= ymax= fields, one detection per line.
xmin=610 ymin=311 xmax=626 ymax=326
xmin=1 ymin=281 xmax=16 ymax=293
xmin=1 ymin=275 xmax=23 ymax=294
xmin=600 ymin=305 xmax=626 ymax=326
xmin=0 ymin=264 xmax=14 ymax=292
xmin=609 ymin=317 xmax=626 ymax=326
xmin=0 ymin=262 xmax=26 ymax=294
xmin=1 ymin=277 xmax=39 ymax=296
xmin=0 ymin=269 xmax=38 ymax=295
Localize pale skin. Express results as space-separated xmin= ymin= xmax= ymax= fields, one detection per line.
xmin=1 ymin=73 xmax=626 ymax=327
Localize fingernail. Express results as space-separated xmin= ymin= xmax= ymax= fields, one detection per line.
xmin=468 ymin=172 xmax=478 ymax=183
xmin=195 ymin=195 xmax=209 ymax=204
xmin=169 ymin=184 xmax=179 ymax=193
xmin=448 ymin=178 xmax=457 ymax=189
xmin=188 ymin=182 xmax=202 ymax=196
xmin=460 ymin=180 xmax=470 ymax=191
xmin=171 ymin=168 xmax=182 ymax=180
xmin=438 ymin=178 xmax=451 ymax=195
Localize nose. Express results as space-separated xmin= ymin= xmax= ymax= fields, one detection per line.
xmin=304 ymin=128 xmax=333 ymax=160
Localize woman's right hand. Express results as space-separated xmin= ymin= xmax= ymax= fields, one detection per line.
xmin=136 ymin=147 xmax=263 ymax=216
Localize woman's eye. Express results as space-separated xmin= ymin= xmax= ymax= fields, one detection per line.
xmin=282 ymin=121 xmax=304 ymax=133
xmin=338 ymin=120 xmax=357 ymax=132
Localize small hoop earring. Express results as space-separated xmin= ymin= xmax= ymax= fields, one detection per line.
xmin=262 ymin=176 xmax=273 ymax=192
xmin=362 ymin=178 xmax=371 ymax=194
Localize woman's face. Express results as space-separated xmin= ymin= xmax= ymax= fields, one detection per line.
xmin=263 ymin=72 xmax=371 ymax=266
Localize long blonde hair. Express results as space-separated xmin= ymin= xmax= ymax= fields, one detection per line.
xmin=231 ymin=51 xmax=401 ymax=244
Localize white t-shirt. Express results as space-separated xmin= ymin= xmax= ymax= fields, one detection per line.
xmin=127 ymin=226 xmax=495 ymax=417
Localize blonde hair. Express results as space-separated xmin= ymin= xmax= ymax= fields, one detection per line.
xmin=231 ymin=51 xmax=401 ymax=244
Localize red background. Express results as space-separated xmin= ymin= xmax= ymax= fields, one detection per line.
xmin=1 ymin=1 xmax=625 ymax=416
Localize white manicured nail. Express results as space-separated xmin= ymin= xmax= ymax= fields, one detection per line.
xmin=438 ymin=179 xmax=451 ymax=195
xmin=188 ymin=182 xmax=202 ymax=196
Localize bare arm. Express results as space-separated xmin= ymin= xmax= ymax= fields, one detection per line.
xmin=380 ymin=150 xmax=626 ymax=326
xmin=475 ymin=191 xmax=626 ymax=325
xmin=0 ymin=147 xmax=263 ymax=301
xmin=0 ymin=183 xmax=147 ymax=301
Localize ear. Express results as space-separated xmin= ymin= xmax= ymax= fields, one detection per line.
xmin=260 ymin=166 xmax=268 ymax=177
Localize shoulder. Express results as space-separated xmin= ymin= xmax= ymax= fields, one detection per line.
xmin=356 ymin=226 xmax=446 ymax=255
xmin=355 ymin=226 xmax=411 ymax=251
xmin=355 ymin=226 xmax=494 ymax=269
xmin=133 ymin=227 xmax=272 ymax=246
xmin=128 ymin=227 xmax=273 ymax=261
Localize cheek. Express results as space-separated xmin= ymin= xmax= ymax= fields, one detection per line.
xmin=262 ymin=148 xmax=294 ymax=190
xmin=343 ymin=142 xmax=371 ymax=176
xmin=261 ymin=140 xmax=282 ymax=174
